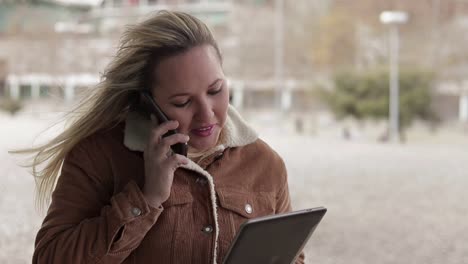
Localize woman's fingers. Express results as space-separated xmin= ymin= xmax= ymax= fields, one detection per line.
xmin=161 ymin=133 xmax=189 ymax=150
xmin=168 ymin=154 xmax=190 ymax=170
xmin=149 ymin=120 xmax=180 ymax=144
xmin=145 ymin=119 xmax=189 ymax=159
xmin=151 ymin=133 xmax=189 ymax=157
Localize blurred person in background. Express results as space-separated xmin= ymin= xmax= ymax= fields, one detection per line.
xmin=15 ymin=11 xmax=303 ymax=263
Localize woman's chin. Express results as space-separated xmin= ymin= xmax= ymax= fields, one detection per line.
xmin=189 ymin=137 xmax=220 ymax=153
xmin=188 ymin=128 xmax=221 ymax=152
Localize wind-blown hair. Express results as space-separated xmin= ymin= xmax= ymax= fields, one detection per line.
xmin=12 ymin=10 xmax=221 ymax=210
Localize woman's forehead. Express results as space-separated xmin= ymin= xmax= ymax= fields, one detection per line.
xmin=153 ymin=45 xmax=223 ymax=94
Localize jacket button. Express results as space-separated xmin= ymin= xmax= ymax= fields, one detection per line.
xmin=245 ymin=204 xmax=253 ymax=214
xmin=202 ymin=225 xmax=213 ymax=234
xmin=131 ymin=207 xmax=142 ymax=217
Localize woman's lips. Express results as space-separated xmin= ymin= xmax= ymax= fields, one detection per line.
xmin=190 ymin=125 xmax=215 ymax=137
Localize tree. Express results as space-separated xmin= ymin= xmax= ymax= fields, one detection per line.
xmin=321 ymin=68 xmax=438 ymax=135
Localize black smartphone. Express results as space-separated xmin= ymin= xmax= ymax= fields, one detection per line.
xmin=139 ymin=91 xmax=188 ymax=157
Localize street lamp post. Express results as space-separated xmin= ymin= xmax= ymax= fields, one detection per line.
xmin=380 ymin=11 xmax=408 ymax=143
xmin=274 ymin=0 xmax=285 ymax=112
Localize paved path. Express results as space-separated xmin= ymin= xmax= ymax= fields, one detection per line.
xmin=263 ymin=134 xmax=468 ymax=264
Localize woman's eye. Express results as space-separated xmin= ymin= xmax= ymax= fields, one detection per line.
xmin=173 ymin=100 xmax=190 ymax=108
xmin=208 ymin=87 xmax=222 ymax=95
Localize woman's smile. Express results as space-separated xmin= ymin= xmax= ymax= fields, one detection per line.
xmin=190 ymin=124 xmax=215 ymax=137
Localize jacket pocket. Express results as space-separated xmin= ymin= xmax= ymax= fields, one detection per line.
xmin=216 ymin=188 xmax=276 ymax=262
xmin=217 ymin=188 xmax=276 ymax=219
xmin=216 ymin=188 xmax=276 ymax=234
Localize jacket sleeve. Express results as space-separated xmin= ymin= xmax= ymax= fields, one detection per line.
xmin=33 ymin=141 xmax=163 ymax=264
xmin=276 ymin=162 xmax=306 ymax=264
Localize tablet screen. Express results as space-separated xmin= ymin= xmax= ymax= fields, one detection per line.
xmin=223 ymin=207 xmax=327 ymax=264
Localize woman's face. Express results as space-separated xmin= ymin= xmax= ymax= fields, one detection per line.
xmin=151 ymin=44 xmax=229 ymax=152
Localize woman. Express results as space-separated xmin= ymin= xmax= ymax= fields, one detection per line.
xmin=23 ymin=11 xmax=304 ymax=263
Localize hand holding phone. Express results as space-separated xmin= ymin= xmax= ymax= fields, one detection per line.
xmin=139 ymin=91 xmax=188 ymax=156
xmin=137 ymin=91 xmax=189 ymax=207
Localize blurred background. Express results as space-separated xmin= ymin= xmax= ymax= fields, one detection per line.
xmin=1 ymin=0 xmax=467 ymax=263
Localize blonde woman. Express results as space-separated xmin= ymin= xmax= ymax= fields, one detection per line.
xmin=22 ymin=11 xmax=304 ymax=263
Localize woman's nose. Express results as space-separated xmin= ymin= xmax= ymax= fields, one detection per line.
xmin=194 ymin=99 xmax=214 ymax=121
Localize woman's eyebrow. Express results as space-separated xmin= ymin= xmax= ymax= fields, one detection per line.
xmin=169 ymin=79 xmax=223 ymax=99
xmin=169 ymin=92 xmax=190 ymax=99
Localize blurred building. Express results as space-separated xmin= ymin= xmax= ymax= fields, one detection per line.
xmin=0 ymin=0 xmax=234 ymax=102
xmin=0 ymin=0 xmax=467 ymax=124
xmin=0 ymin=0 xmax=301 ymax=114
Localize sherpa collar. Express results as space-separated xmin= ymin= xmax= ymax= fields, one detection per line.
xmin=122 ymin=104 xmax=258 ymax=264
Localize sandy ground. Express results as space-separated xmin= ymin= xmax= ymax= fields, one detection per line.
xmin=1 ymin=109 xmax=468 ymax=264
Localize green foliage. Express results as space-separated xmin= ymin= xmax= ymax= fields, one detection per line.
xmin=0 ymin=98 xmax=23 ymax=115
xmin=321 ymin=69 xmax=437 ymax=129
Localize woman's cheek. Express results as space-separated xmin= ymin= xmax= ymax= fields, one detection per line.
xmin=180 ymin=118 xmax=191 ymax=135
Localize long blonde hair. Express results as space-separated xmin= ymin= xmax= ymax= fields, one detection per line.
xmin=12 ymin=10 xmax=221 ymax=210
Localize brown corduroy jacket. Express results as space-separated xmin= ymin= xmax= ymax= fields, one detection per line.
xmin=33 ymin=106 xmax=305 ymax=264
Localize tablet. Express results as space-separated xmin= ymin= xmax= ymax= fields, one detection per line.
xmin=222 ymin=207 xmax=327 ymax=264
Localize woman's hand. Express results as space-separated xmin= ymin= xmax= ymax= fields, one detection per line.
xmin=142 ymin=119 xmax=190 ymax=208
